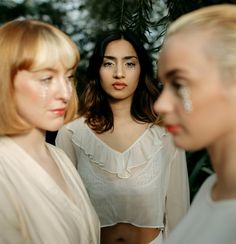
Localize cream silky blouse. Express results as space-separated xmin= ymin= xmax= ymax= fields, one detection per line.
xmin=0 ymin=136 xmax=100 ymax=244
xmin=56 ymin=117 xmax=190 ymax=235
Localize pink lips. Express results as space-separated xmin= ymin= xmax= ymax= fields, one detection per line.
xmin=51 ymin=108 xmax=66 ymax=116
xmin=112 ymin=82 xmax=127 ymax=90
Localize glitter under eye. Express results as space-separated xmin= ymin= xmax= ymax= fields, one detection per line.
xmin=178 ymin=86 xmax=193 ymax=112
xmin=39 ymin=82 xmax=50 ymax=98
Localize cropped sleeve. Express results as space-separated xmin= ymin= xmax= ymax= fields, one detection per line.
xmin=55 ymin=126 xmax=77 ymax=167
xmin=165 ymin=149 xmax=190 ymax=236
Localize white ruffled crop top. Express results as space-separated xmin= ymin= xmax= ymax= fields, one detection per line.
xmin=56 ymin=117 xmax=189 ymax=233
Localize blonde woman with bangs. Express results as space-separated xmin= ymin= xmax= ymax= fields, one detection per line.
xmin=0 ymin=19 xmax=100 ymax=244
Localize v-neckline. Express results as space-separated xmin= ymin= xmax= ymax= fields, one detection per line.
xmin=7 ymin=137 xmax=76 ymax=205
xmin=85 ymin=123 xmax=151 ymax=155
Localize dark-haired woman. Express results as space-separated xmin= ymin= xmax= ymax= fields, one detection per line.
xmin=56 ymin=30 xmax=189 ymax=244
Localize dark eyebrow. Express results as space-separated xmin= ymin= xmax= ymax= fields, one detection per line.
xmin=103 ymin=55 xmax=138 ymax=60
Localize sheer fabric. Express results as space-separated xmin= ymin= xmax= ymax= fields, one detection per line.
xmin=56 ymin=117 xmax=189 ymax=234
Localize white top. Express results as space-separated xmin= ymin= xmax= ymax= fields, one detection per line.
xmin=164 ymin=174 xmax=236 ymax=244
xmin=56 ymin=117 xmax=189 ymax=234
xmin=0 ymin=136 xmax=100 ymax=244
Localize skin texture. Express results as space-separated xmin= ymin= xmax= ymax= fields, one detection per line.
xmin=99 ymin=39 xmax=141 ymax=103
xmin=154 ymin=32 xmax=234 ymax=151
xmin=14 ymin=63 xmax=74 ymax=132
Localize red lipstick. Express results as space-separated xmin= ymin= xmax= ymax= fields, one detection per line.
xmin=166 ymin=125 xmax=181 ymax=133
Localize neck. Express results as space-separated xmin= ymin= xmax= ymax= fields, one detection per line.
xmin=10 ymin=128 xmax=47 ymax=155
xmin=109 ymin=97 xmax=133 ymax=121
xmin=208 ymin=131 xmax=236 ymax=200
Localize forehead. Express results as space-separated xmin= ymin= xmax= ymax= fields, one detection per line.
xmin=159 ymin=32 xmax=214 ymax=75
xmin=104 ymin=39 xmax=137 ymax=57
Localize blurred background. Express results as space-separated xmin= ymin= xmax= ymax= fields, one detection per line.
xmin=3 ymin=0 xmax=234 ymax=200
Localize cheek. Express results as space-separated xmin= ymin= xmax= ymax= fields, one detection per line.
xmin=131 ymin=66 xmax=140 ymax=79
xmin=183 ymin=96 xmax=223 ymax=138
xmin=99 ymin=68 xmax=109 ymax=80
xmin=128 ymin=70 xmax=140 ymax=87
xmin=16 ymin=82 xmax=41 ymax=103
xmin=40 ymin=83 xmax=50 ymax=99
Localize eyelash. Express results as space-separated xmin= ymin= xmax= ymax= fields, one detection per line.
xmin=102 ymin=62 xmax=136 ymax=68
xmin=66 ymin=74 xmax=75 ymax=82
xmin=39 ymin=74 xmax=74 ymax=85
xmin=40 ymin=76 xmax=53 ymax=84
xmin=103 ymin=62 xmax=113 ymax=67
xmin=126 ymin=62 xmax=135 ymax=68
xmin=170 ymin=80 xmax=184 ymax=96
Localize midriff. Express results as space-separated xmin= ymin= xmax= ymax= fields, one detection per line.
xmin=101 ymin=223 xmax=161 ymax=244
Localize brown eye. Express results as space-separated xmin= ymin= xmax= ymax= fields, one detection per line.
xmin=102 ymin=61 xmax=113 ymax=67
xmin=126 ymin=62 xmax=135 ymax=68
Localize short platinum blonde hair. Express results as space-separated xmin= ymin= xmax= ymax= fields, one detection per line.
xmin=164 ymin=4 xmax=236 ymax=81
xmin=0 ymin=19 xmax=80 ymax=136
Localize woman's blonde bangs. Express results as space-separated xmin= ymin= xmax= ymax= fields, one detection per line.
xmin=20 ymin=24 xmax=80 ymax=72
xmin=0 ymin=19 xmax=80 ymax=135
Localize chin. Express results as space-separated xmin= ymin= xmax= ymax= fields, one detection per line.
xmin=173 ymin=136 xmax=194 ymax=150
xmin=46 ymin=123 xmax=64 ymax=132
xmin=174 ymin=138 xmax=204 ymax=151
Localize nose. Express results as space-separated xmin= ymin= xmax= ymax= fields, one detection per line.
xmin=57 ymin=78 xmax=72 ymax=103
xmin=154 ymin=89 xmax=174 ymax=116
xmin=113 ymin=62 xmax=125 ymax=78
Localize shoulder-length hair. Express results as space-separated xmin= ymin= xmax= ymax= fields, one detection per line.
xmin=79 ymin=29 xmax=160 ymax=133
xmin=0 ymin=19 xmax=80 ymax=136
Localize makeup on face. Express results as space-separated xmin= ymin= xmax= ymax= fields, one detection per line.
xmin=39 ymin=77 xmax=73 ymax=100
xmin=35 ymin=68 xmax=74 ymax=101
xmin=178 ymin=86 xmax=193 ymax=112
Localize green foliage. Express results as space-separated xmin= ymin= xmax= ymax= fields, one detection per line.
xmin=166 ymin=0 xmax=236 ymax=21
xmin=85 ymin=0 xmax=167 ymax=49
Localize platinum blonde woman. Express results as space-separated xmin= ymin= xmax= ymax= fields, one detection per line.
xmin=154 ymin=4 xmax=236 ymax=244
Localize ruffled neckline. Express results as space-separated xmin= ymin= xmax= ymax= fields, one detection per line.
xmin=67 ymin=118 xmax=167 ymax=179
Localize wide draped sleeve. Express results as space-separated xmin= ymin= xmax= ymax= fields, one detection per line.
xmin=56 ymin=126 xmax=77 ymax=167
xmin=165 ymin=148 xmax=190 ymax=236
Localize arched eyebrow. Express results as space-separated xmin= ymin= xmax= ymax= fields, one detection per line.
xmin=103 ymin=55 xmax=138 ymax=60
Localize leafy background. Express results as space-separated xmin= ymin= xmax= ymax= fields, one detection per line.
xmin=1 ymin=0 xmax=234 ymax=200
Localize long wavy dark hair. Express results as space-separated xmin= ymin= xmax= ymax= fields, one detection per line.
xmin=78 ymin=29 xmax=161 ymax=133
